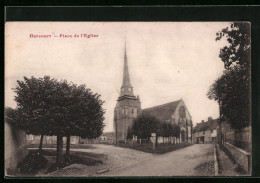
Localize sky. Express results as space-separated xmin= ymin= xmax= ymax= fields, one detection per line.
xmin=5 ymin=22 xmax=230 ymax=132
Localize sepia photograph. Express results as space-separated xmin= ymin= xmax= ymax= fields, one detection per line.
xmin=4 ymin=22 xmax=251 ymax=177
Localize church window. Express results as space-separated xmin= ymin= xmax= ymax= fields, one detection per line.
xmin=133 ymin=108 xmax=137 ymax=117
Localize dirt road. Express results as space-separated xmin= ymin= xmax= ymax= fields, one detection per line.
xmin=102 ymin=144 xmax=215 ymax=176
xmin=33 ymin=144 xmax=215 ymax=177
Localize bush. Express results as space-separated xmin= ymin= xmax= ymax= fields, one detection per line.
xmin=17 ymin=151 xmax=47 ymax=174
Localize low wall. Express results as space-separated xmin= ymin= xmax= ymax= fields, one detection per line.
xmin=225 ymin=126 xmax=251 ymax=152
xmin=5 ymin=121 xmax=28 ymax=175
xmin=224 ymin=142 xmax=251 ymax=174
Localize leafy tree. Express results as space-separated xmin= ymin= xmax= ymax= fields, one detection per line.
xmin=13 ymin=76 xmax=105 ymax=166
xmin=216 ymin=22 xmax=250 ymax=70
xmin=161 ymin=122 xmax=172 ymax=143
xmin=208 ymin=66 xmax=250 ymax=129
xmin=5 ymin=107 xmax=18 ymax=123
xmin=208 ymin=22 xmax=250 ymax=130
xmin=171 ymin=124 xmax=180 ymax=138
xmin=132 ymin=113 xmax=161 ymax=144
xmin=126 ymin=127 xmax=133 ymax=140
xmin=64 ymin=83 xmax=105 ymax=156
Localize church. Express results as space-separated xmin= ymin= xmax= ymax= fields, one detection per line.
xmin=114 ymin=42 xmax=193 ymax=143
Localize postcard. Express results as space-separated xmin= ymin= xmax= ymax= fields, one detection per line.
xmin=5 ymin=22 xmax=251 ymax=177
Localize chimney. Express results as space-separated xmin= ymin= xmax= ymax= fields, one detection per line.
xmin=208 ymin=117 xmax=213 ymax=122
xmin=201 ymin=120 xmax=204 ymax=123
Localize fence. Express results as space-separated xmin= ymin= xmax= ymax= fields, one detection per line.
xmin=224 ymin=125 xmax=251 ymax=152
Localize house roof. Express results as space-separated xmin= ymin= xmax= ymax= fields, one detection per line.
xmin=193 ymin=119 xmax=218 ymax=133
xmin=142 ymin=100 xmax=181 ymax=122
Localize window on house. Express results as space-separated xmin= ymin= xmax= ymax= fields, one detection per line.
xmin=211 ymin=129 xmax=213 ymax=133
xmin=203 ymin=131 xmax=205 ymax=135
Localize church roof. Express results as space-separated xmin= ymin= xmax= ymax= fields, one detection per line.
xmin=142 ymin=100 xmax=181 ymax=122
xmin=193 ymin=119 xmax=218 ymax=133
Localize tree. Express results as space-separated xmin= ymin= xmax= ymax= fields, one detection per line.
xmin=13 ymin=76 xmax=105 ymax=166
xmin=216 ymin=22 xmax=250 ymax=70
xmin=161 ymin=122 xmax=172 ymax=144
xmin=208 ymin=22 xmax=250 ymax=130
xmin=64 ymin=83 xmax=105 ymax=156
xmin=208 ymin=67 xmax=250 ymax=129
xmin=132 ymin=113 xmax=161 ymax=145
xmin=126 ymin=127 xmax=133 ymax=140
xmin=172 ymin=124 xmax=180 ymax=138
xmin=12 ymin=76 xmax=58 ymax=153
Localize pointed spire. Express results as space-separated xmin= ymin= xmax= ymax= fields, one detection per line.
xmin=122 ymin=37 xmax=132 ymax=88
xmin=120 ymin=38 xmax=134 ymax=98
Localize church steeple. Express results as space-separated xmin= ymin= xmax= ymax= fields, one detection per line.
xmin=114 ymin=38 xmax=141 ymax=143
xmin=122 ymin=39 xmax=132 ymax=88
xmin=119 ymin=39 xmax=135 ymax=98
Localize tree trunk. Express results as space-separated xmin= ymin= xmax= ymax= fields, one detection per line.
xmin=66 ymin=135 xmax=70 ymax=156
xmin=39 ymin=134 xmax=44 ymax=153
xmin=56 ymin=135 xmax=63 ymax=166
xmin=156 ymin=136 xmax=158 ymax=146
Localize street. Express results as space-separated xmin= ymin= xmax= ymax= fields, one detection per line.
xmin=39 ymin=143 xmax=215 ymax=177
xmin=102 ymin=144 xmax=215 ymax=176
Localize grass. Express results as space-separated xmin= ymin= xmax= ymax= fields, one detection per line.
xmin=215 ymin=145 xmax=222 ymax=174
xmin=116 ymin=142 xmax=192 ymax=154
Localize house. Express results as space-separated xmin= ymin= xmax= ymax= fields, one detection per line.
xmin=27 ymin=135 xmax=80 ymax=145
xmin=193 ymin=117 xmax=218 ymax=144
xmin=98 ymin=132 xmax=115 ymax=144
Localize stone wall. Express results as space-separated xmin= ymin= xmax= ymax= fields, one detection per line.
xmin=224 ymin=142 xmax=251 ymax=174
xmin=224 ymin=125 xmax=251 ymax=152
xmin=5 ymin=121 xmax=28 ymax=175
